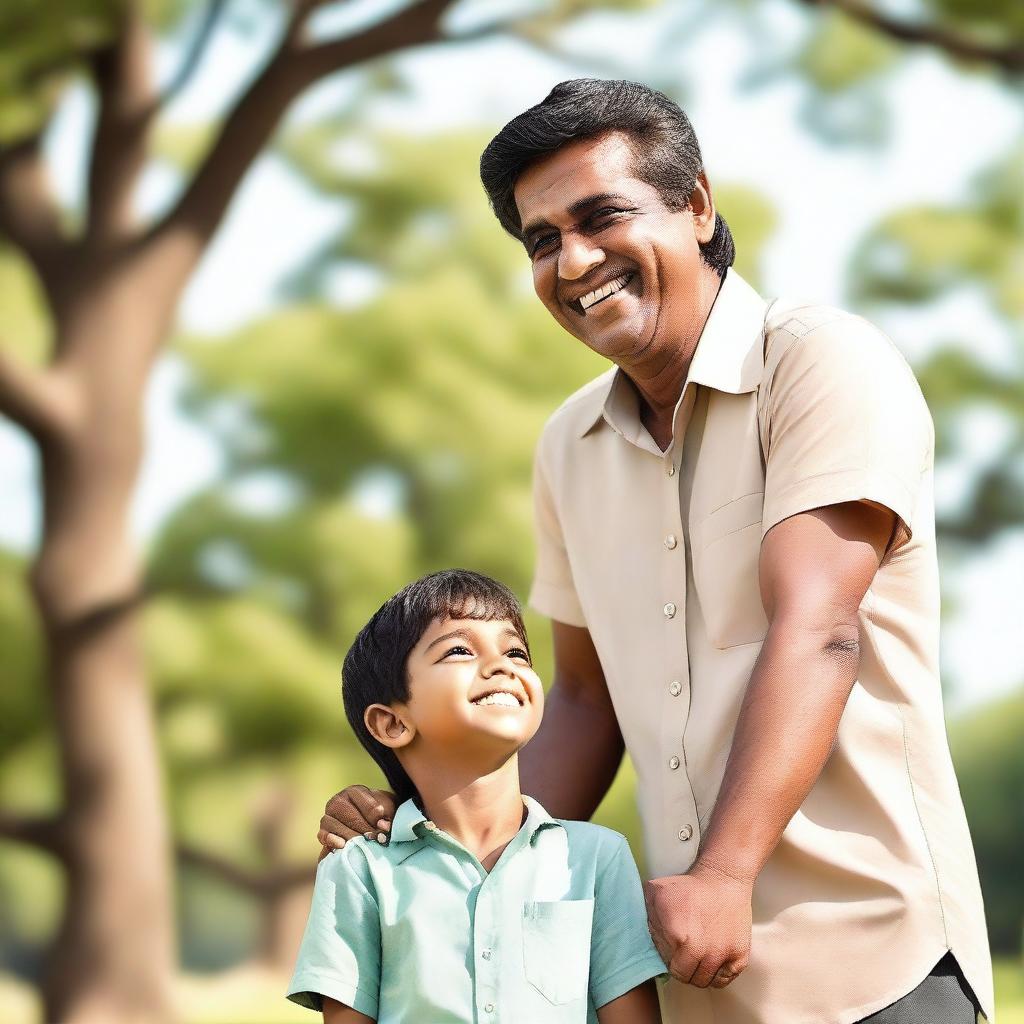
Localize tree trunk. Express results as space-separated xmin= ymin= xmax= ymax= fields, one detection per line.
xmin=30 ymin=313 xmax=175 ymax=1023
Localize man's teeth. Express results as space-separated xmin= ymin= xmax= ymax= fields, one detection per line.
xmin=579 ymin=274 xmax=630 ymax=311
xmin=472 ymin=692 xmax=521 ymax=707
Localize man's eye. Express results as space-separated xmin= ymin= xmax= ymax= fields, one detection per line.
xmin=531 ymin=234 xmax=557 ymax=256
xmin=590 ymin=207 xmax=623 ymax=225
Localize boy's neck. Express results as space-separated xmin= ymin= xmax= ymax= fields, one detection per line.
xmin=414 ymin=755 xmax=527 ymax=872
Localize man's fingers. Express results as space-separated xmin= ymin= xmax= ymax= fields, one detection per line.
xmin=688 ymin=953 xmax=727 ymax=989
xmin=669 ymin=948 xmax=701 ymax=986
xmin=346 ymin=786 xmax=395 ymax=832
xmin=318 ymin=813 xmax=363 ymax=843
xmin=323 ymin=785 xmax=394 ymax=834
xmin=710 ymin=957 xmax=748 ymax=989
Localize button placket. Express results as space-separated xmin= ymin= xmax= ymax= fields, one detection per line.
xmin=658 ymin=418 xmax=702 ymax=868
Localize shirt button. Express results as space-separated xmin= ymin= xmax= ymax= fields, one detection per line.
xmin=482 ymin=949 xmax=492 ymax=960
xmin=669 ymin=680 xmax=682 ymax=696
xmin=666 ymin=463 xmax=676 ymax=477
xmin=669 ymin=756 xmax=680 ymax=770
xmin=663 ymin=602 xmax=676 ymax=619
xmin=664 ymin=534 xmax=678 ymax=550
xmin=678 ymin=824 xmax=694 ymax=841
xmin=485 ymin=1003 xmax=495 ymax=1013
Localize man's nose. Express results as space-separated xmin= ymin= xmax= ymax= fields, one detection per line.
xmin=558 ymin=233 xmax=604 ymax=281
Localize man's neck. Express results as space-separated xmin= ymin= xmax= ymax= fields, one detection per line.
xmin=621 ymin=266 xmax=724 ymax=451
xmin=413 ymin=754 xmax=527 ymax=871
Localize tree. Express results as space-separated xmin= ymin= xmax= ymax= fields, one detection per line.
xmin=1 ymin=0 xmax=1020 ymax=1018
xmin=0 ymin=1 xmax=645 ymax=1018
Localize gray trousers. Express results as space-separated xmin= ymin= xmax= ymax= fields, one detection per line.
xmin=857 ymin=954 xmax=981 ymax=1024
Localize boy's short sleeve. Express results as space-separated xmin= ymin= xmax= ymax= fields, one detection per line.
xmin=528 ymin=430 xmax=587 ymax=627
xmin=589 ymin=834 xmax=667 ymax=1009
xmin=286 ymin=846 xmax=381 ymax=1017
xmin=760 ymin=314 xmax=933 ymax=553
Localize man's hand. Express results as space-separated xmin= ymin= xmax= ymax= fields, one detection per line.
xmin=643 ymin=862 xmax=753 ymax=989
xmin=317 ymin=785 xmax=396 ymax=861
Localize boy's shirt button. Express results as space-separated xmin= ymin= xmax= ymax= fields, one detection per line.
xmin=482 ymin=949 xmax=492 ymax=959
xmin=484 ymin=1003 xmax=495 ymax=1013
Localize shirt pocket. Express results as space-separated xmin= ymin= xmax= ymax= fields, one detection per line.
xmin=690 ymin=491 xmax=769 ymax=650
xmin=522 ymin=899 xmax=594 ymax=1006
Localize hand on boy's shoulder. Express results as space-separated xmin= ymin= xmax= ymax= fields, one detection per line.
xmin=318 ymin=784 xmax=396 ymax=858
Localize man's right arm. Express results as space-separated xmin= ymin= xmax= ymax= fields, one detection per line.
xmin=519 ymin=619 xmax=624 ymax=821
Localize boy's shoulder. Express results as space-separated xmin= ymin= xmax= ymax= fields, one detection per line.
xmin=554 ymin=818 xmax=632 ymax=863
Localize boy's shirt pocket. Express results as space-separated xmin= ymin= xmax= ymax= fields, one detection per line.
xmin=522 ymin=899 xmax=595 ymax=1005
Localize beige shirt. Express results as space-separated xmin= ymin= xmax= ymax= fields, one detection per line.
xmin=528 ymin=269 xmax=993 ymax=1024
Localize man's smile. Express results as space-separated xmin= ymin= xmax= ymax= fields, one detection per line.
xmin=565 ymin=271 xmax=637 ymax=316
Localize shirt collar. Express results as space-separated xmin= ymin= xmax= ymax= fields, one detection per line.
xmin=389 ymin=794 xmax=563 ymax=848
xmin=576 ymin=268 xmax=770 ymax=440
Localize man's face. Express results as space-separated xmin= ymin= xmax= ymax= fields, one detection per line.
xmin=513 ymin=132 xmax=716 ymax=363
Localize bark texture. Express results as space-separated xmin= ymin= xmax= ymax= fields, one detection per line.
xmin=0 ymin=2 xmax=454 ymax=1020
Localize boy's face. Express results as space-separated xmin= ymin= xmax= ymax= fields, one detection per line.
xmin=371 ymin=616 xmax=544 ymax=761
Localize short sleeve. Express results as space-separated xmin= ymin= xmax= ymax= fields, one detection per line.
xmin=528 ymin=431 xmax=587 ymax=628
xmin=589 ymin=834 xmax=667 ymax=1009
xmin=286 ymin=846 xmax=381 ymax=1017
xmin=760 ymin=315 xmax=933 ymax=551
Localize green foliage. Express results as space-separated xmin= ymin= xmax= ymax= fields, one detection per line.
xmin=850 ymin=146 xmax=1024 ymax=542
xmin=0 ymin=0 xmax=195 ymax=142
xmin=950 ymin=689 xmax=1024 ymax=953
xmin=796 ymin=10 xmax=900 ymax=95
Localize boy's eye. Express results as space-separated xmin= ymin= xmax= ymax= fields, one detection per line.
xmin=443 ymin=645 xmax=473 ymax=658
xmin=506 ymin=647 xmax=530 ymax=662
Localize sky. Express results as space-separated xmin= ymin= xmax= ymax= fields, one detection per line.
xmin=0 ymin=0 xmax=1020 ymax=713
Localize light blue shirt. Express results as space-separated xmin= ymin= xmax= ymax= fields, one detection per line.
xmin=287 ymin=795 xmax=666 ymax=1022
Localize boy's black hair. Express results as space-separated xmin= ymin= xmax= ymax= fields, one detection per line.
xmin=342 ymin=569 xmax=531 ymax=807
xmin=479 ymin=78 xmax=735 ymax=276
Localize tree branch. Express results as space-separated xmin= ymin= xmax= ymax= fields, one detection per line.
xmin=797 ymin=0 xmax=1024 ymax=73
xmin=178 ymin=844 xmax=314 ymax=896
xmin=86 ymin=3 xmax=159 ymax=248
xmin=0 ymin=811 xmax=66 ymax=857
xmin=0 ymin=134 xmax=66 ymax=286
xmin=147 ymin=0 xmax=457 ymax=289
xmin=156 ymin=0 xmax=230 ymax=111
xmin=0 ymin=345 xmax=77 ymax=441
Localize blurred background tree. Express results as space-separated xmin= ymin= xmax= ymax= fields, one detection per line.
xmin=0 ymin=0 xmax=1021 ymax=1021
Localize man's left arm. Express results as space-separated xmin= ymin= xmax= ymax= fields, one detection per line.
xmin=645 ymin=498 xmax=894 ymax=989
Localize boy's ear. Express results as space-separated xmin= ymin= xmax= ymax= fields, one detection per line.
xmin=364 ymin=704 xmax=415 ymax=749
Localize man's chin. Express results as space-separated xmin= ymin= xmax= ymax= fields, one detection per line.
xmin=581 ymin=326 xmax=646 ymax=362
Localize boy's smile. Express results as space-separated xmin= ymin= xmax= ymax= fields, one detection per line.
xmin=378 ymin=616 xmax=544 ymax=758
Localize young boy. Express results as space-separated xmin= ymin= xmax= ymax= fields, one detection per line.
xmin=287 ymin=568 xmax=666 ymax=1023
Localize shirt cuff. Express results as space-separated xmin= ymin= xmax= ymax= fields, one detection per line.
xmin=286 ymin=969 xmax=379 ymax=1017
xmin=591 ymin=951 xmax=668 ymax=1010
xmin=528 ymin=578 xmax=587 ymax=628
xmin=761 ymin=467 xmax=917 ymax=544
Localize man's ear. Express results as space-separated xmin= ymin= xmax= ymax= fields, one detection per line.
xmin=364 ymin=704 xmax=415 ymax=749
xmin=689 ymin=171 xmax=717 ymax=245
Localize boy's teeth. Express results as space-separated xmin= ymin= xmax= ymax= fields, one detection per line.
xmin=473 ymin=692 xmax=520 ymax=707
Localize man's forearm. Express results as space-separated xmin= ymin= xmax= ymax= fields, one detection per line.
xmin=520 ymin=682 xmax=624 ymax=820
xmin=694 ymin=619 xmax=860 ymax=882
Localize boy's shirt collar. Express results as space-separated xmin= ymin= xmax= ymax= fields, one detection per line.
xmin=389 ymin=794 xmax=562 ymax=848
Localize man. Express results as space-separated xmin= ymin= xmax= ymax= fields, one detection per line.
xmin=318 ymin=79 xmax=992 ymax=1023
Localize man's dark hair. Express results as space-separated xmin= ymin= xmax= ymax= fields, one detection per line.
xmin=342 ymin=569 xmax=531 ymax=807
xmin=480 ymin=78 xmax=734 ymax=276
